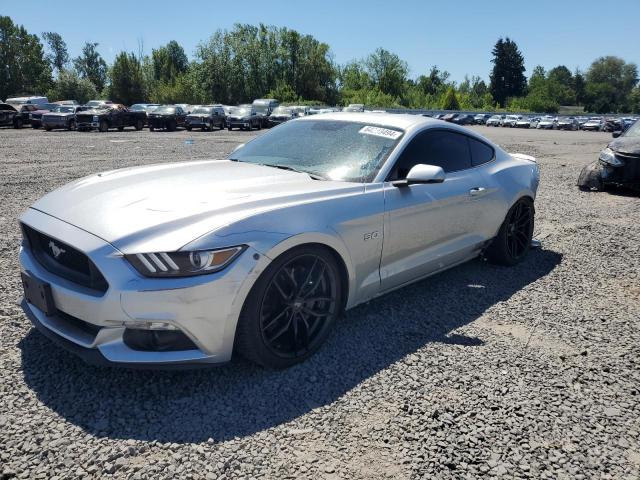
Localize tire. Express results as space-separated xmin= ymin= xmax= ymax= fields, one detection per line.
xmin=235 ymin=245 xmax=344 ymax=368
xmin=257 ymin=121 xmax=262 ymax=130
xmin=186 ymin=125 xmax=192 ymax=131
xmin=150 ymin=126 xmax=155 ymax=132
xmin=117 ymin=126 xmax=124 ymax=131
xmin=45 ymin=125 xmax=52 ymax=131
xmin=14 ymin=118 xmax=23 ymax=129
xmin=135 ymin=119 xmax=144 ymax=131
xmin=68 ymin=120 xmax=76 ymax=131
xmin=485 ymin=197 xmax=535 ymax=266
xmin=32 ymin=123 xmax=39 ymax=129
xmin=228 ymin=126 xmax=232 ymax=131
xmin=99 ymin=120 xmax=108 ymax=132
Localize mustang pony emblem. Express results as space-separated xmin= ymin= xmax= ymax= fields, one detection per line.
xmin=48 ymin=240 xmax=66 ymax=259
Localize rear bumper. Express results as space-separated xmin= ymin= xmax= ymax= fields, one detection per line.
xmin=18 ymin=209 xmax=265 ymax=368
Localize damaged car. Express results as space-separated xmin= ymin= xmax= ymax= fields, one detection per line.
xmin=578 ymin=120 xmax=640 ymax=191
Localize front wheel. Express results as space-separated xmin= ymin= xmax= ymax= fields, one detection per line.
xmin=235 ymin=246 xmax=343 ymax=368
xmin=68 ymin=120 xmax=76 ymax=131
xmin=14 ymin=118 xmax=23 ymax=129
xmin=485 ymin=198 xmax=534 ymax=266
xmin=99 ymin=120 xmax=108 ymax=132
xmin=135 ymin=119 xmax=144 ymax=131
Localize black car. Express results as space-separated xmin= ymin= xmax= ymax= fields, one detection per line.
xmin=148 ymin=105 xmax=187 ymax=131
xmin=268 ymin=106 xmax=296 ymax=126
xmin=442 ymin=113 xmax=458 ymax=123
xmin=578 ymin=120 xmax=640 ymax=191
xmin=75 ymin=104 xmax=146 ymax=132
xmin=0 ymin=103 xmax=25 ymax=128
xmin=451 ymin=114 xmax=475 ymax=126
xmin=28 ymin=103 xmax=58 ymax=128
xmin=227 ymin=105 xmax=261 ymax=131
xmin=185 ymin=105 xmax=226 ymax=131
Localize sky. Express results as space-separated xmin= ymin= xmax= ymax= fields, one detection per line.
xmin=4 ymin=0 xmax=640 ymax=83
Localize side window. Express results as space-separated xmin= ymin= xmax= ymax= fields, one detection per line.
xmin=176 ymin=107 xmax=183 ymax=115
xmin=468 ymin=137 xmax=495 ymax=167
xmin=389 ymin=130 xmax=472 ymax=180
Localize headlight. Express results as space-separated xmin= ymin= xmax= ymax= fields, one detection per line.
xmin=93 ymin=115 xmax=99 ymax=122
xmin=125 ymin=246 xmax=246 ymax=277
xmin=599 ymin=148 xmax=623 ymax=166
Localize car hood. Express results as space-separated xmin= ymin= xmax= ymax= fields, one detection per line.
xmin=43 ymin=111 xmax=74 ymax=117
xmin=610 ymin=137 xmax=640 ymax=155
xmin=29 ymin=160 xmax=361 ymax=254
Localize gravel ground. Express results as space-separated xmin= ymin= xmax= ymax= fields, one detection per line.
xmin=0 ymin=125 xmax=638 ymax=479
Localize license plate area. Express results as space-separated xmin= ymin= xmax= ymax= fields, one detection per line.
xmin=21 ymin=271 xmax=56 ymax=316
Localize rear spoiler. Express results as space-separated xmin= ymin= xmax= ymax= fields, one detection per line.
xmin=510 ymin=153 xmax=537 ymax=163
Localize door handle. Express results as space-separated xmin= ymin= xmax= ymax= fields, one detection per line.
xmin=469 ymin=187 xmax=486 ymax=197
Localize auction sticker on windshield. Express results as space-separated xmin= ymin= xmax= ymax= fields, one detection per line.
xmin=359 ymin=125 xmax=402 ymax=140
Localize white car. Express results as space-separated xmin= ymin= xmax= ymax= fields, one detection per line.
xmin=19 ymin=113 xmax=539 ymax=369
xmin=486 ymin=115 xmax=503 ymax=127
xmin=536 ymin=116 xmax=557 ymax=130
xmin=501 ymin=115 xmax=521 ymax=127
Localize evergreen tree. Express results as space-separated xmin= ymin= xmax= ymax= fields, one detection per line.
xmin=441 ymin=86 xmax=460 ymax=110
xmin=489 ymin=37 xmax=527 ymax=107
xmin=108 ymin=52 xmax=146 ymax=105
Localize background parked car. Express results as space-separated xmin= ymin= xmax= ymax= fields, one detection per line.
xmin=0 ymin=103 xmax=24 ymax=128
xmin=557 ymin=117 xmax=579 ymax=131
xmin=76 ymin=104 xmax=146 ymax=132
xmin=186 ymin=105 xmax=226 ymax=131
xmin=253 ymin=98 xmax=280 ymax=127
xmin=268 ymin=106 xmax=295 ymax=126
xmin=28 ymin=103 xmax=58 ymax=128
xmin=451 ymin=114 xmax=475 ymax=125
xmin=536 ymin=116 xmax=557 ymax=130
xmin=486 ymin=114 xmax=503 ymax=126
xmin=582 ymin=118 xmax=603 ymax=131
xmin=85 ymin=100 xmax=113 ymax=108
xmin=130 ymin=103 xmax=160 ymax=126
xmin=501 ymin=115 xmax=521 ymax=127
xmin=148 ymin=105 xmax=187 ymax=131
xmin=5 ymin=96 xmax=49 ymax=107
xmin=602 ymin=118 xmax=623 ymax=132
xmin=515 ymin=117 xmax=532 ymax=128
xmin=344 ymin=103 xmax=365 ymax=112
xmin=41 ymin=105 xmax=83 ymax=131
xmin=474 ymin=113 xmax=491 ymax=124
xmin=227 ymin=105 xmax=261 ymax=130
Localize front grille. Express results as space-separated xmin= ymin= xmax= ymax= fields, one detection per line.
xmin=616 ymin=152 xmax=640 ymax=183
xmin=22 ymin=224 xmax=109 ymax=294
xmin=75 ymin=114 xmax=93 ymax=123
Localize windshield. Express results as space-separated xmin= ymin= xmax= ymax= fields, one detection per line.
xmin=271 ymin=106 xmax=291 ymax=115
xmin=191 ymin=107 xmax=212 ymax=114
xmin=230 ymin=107 xmax=251 ymax=116
xmin=229 ymin=120 xmax=403 ymax=183
xmin=130 ymin=104 xmax=145 ymax=111
xmin=50 ymin=106 xmax=74 ymax=113
xmin=154 ymin=106 xmax=176 ymax=114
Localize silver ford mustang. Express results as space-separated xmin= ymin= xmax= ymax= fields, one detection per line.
xmin=19 ymin=113 xmax=539 ymax=368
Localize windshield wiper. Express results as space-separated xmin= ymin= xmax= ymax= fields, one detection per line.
xmin=260 ymin=163 xmax=327 ymax=180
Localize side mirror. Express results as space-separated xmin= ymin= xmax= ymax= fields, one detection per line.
xmin=612 ymin=131 xmax=621 ymax=138
xmin=393 ymin=164 xmax=445 ymax=187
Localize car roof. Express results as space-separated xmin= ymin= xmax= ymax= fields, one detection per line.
xmin=297 ymin=112 xmax=442 ymax=131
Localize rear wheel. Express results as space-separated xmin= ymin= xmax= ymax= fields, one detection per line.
xmin=117 ymin=126 xmax=124 ymax=131
xmin=45 ymin=125 xmax=52 ymax=131
xmin=135 ymin=119 xmax=144 ymax=131
xmin=236 ymin=246 xmax=343 ymax=368
xmin=485 ymin=198 xmax=534 ymax=266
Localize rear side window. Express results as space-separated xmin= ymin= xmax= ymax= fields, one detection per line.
xmin=389 ymin=129 xmax=472 ymax=179
xmin=468 ymin=137 xmax=495 ymax=166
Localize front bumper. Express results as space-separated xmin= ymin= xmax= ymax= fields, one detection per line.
xmin=19 ymin=209 xmax=265 ymax=367
xmin=42 ymin=118 xmax=70 ymax=129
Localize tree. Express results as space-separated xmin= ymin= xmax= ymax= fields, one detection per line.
xmin=417 ymin=66 xmax=450 ymax=96
xmin=108 ymin=52 xmax=146 ymax=105
xmin=584 ymin=56 xmax=638 ymax=113
xmin=73 ymin=42 xmax=108 ymax=92
xmin=573 ymin=69 xmax=586 ymax=106
xmin=0 ymin=16 xmax=52 ymax=100
xmin=441 ymin=86 xmax=460 ymax=110
xmin=152 ymin=40 xmax=188 ymax=82
xmin=42 ymin=32 xmax=69 ymax=74
xmin=489 ymin=37 xmax=527 ymax=107
xmin=364 ymin=48 xmax=408 ymax=98
xmin=47 ymin=69 xmax=97 ymax=103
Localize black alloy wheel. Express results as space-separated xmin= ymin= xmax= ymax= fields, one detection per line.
xmin=236 ymin=247 xmax=343 ymax=368
xmin=485 ymin=197 xmax=534 ymax=266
